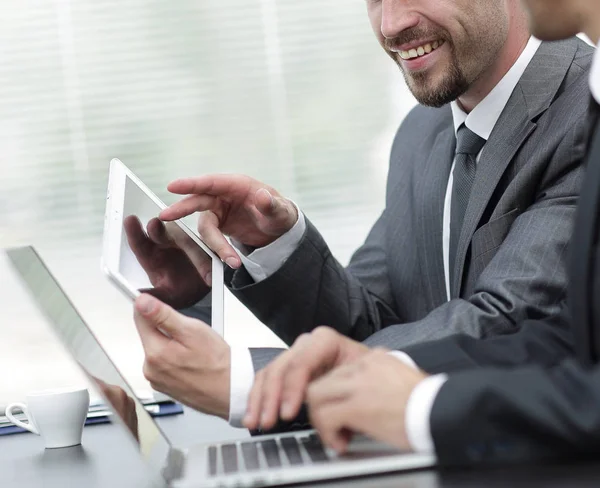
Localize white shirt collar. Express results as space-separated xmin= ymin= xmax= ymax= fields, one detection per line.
xmin=450 ymin=36 xmax=542 ymax=140
xmin=590 ymin=43 xmax=600 ymax=105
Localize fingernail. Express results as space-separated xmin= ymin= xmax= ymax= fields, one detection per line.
xmin=265 ymin=189 xmax=274 ymax=202
xmin=138 ymin=294 xmax=157 ymax=316
xmin=225 ymin=257 xmax=239 ymax=268
xmin=260 ymin=412 xmax=269 ymax=427
xmin=243 ymin=414 xmax=253 ymax=427
xmin=258 ymin=188 xmax=274 ymax=206
xmin=205 ymin=272 xmax=212 ymax=286
xmin=281 ymin=402 xmax=293 ymax=419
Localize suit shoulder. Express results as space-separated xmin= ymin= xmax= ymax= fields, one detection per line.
xmin=390 ymin=104 xmax=452 ymax=154
xmin=542 ymin=38 xmax=593 ymax=118
xmin=572 ymin=37 xmax=595 ymax=70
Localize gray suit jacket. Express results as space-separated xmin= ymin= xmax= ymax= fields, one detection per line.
xmin=227 ymin=38 xmax=592 ymax=358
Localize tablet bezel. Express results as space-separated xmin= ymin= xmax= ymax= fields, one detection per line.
xmin=102 ymin=158 xmax=224 ymax=337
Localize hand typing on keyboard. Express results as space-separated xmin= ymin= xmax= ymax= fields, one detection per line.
xmin=243 ymin=327 xmax=369 ymax=431
xmin=306 ymin=350 xmax=427 ymax=453
xmin=243 ymin=328 xmax=427 ymax=454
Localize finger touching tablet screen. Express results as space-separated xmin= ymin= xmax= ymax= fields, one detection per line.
xmin=102 ymin=158 xmax=224 ymax=336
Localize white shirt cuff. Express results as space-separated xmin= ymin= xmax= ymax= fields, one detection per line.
xmin=234 ymin=203 xmax=306 ymax=283
xmin=404 ymin=374 xmax=448 ymax=454
xmin=387 ymin=350 xmax=418 ymax=370
xmin=228 ymin=346 xmax=255 ymax=428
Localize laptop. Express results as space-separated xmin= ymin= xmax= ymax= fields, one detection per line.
xmin=6 ymin=247 xmax=436 ymax=487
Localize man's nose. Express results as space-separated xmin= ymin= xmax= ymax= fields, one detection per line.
xmin=380 ymin=0 xmax=419 ymax=40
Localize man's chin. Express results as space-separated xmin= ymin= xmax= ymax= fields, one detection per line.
xmin=404 ymin=71 xmax=467 ymax=108
xmin=406 ymin=82 xmax=455 ymax=108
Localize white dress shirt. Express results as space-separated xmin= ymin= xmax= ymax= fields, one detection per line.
xmin=590 ymin=39 xmax=600 ymax=106
xmin=228 ymin=37 xmax=542 ymax=452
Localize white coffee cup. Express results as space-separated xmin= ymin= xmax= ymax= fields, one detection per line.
xmin=5 ymin=386 xmax=89 ymax=449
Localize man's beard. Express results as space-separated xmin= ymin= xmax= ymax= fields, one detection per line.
xmin=384 ymin=27 xmax=470 ymax=108
xmin=399 ymin=51 xmax=470 ymax=108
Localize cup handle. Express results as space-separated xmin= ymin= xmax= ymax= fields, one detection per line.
xmin=5 ymin=403 xmax=39 ymax=435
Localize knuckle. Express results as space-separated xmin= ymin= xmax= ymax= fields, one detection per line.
xmin=197 ymin=211 xmax=218 ymax=231
xmin=216 ymin=243 xmax=230 ymax=256
xmin=313 ymin=326 xmax=334 ymax=340
xmin=292 ymin=333 xmax=311 ymax=347
xmin=116 ymin=389 xmax=127 ymax=404
xmin=286 ymin=356 xmax=308 ymax=376
xmin=145 ymin=350 xmax=163 ymax=368
xmin=142 ymin=362 xmax=154 ymax=382
xmin=286 ymin=356 xmax=301 ymax=371
xmin=143 ymin=352 xmax=166 ymax=379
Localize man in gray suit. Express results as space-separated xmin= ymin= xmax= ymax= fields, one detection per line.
xmin=158 ymin=12 xmax=590 ymax=349
xmin=126 ymin=1 xmax=591 ymax=428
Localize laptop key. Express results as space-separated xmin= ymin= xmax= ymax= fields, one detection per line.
xmin=208 ymin=446 xmax=218 ymax=476
xmin=221 ymin=443 xmax=239 ymax=474
xmin=241 ymin=442 xmax=261 ymax=471
xmin=261 ymin=440 xmax=282 ymax=468
xmin=280 ymin=437 xmax=304 ymax=465
xmin=300 ymin=435 xmax=329 ymax=463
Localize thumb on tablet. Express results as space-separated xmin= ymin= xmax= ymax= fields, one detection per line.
xmin=135 ymin=294 xmax=191 ymax=341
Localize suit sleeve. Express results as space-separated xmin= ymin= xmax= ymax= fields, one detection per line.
xmin=226 ymin=212 xmax=399 ymax=346
xmin=401 ymin=307 xmax=574 ymax=374
xmin=430 ymin=359 xmax=600 ymax=465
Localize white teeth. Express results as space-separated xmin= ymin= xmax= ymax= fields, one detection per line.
xmin=398 ymin=40 xmax=443 ymax=60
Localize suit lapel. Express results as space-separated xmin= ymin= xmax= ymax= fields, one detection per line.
xmin=451 ymin=38 xmax=580 ymax=296
xmin=416 ymin=123 xmax=455 ymax=305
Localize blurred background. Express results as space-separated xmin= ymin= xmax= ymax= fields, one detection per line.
xmin=0 ymin=0 xmax=416 ymax=407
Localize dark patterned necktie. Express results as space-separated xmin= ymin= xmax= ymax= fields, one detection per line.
xmin=449 ymin=124 xmax=486 ymax=295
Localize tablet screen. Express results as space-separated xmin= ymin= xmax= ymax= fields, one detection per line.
xmin=118 ymin=173 xmax=214 ymax=324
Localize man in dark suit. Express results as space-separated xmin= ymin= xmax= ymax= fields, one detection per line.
xmin=126 ymin=1 xmax=594 ymax=432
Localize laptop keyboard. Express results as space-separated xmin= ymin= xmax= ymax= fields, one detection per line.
xmin=240 ymin=442 xmax=260 ymax=471
xmin=209 ymin=433 xmax=330 ymax=477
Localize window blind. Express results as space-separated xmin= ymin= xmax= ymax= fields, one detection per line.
xmin=0 ymin=0 xmax=416 ymax=402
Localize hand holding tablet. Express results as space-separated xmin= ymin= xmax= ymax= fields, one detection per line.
xmin=102 ymin=158 xmax=225 ymax=336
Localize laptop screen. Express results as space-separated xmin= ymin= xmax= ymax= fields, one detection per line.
xmin=6 ymin=246 xmax=176 ymax=484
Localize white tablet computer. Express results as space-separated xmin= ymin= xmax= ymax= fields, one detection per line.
xmin=102 ymin=158 xmax=224 ymax=336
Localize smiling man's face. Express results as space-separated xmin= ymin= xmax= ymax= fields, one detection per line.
xmin=367 ymin=0 xmax=510 ymax=107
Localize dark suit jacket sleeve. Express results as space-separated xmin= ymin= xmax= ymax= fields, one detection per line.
xmin=225 ymin=209 xmax=400 ymax=346
xmin=430 ymin=358 xmax=600 ymax=466
xmin=402 ymin=307 xmax=574 ymax=374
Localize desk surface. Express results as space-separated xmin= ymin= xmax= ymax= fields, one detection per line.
xmin=2 ymin=406 xmax=599 ymax=488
